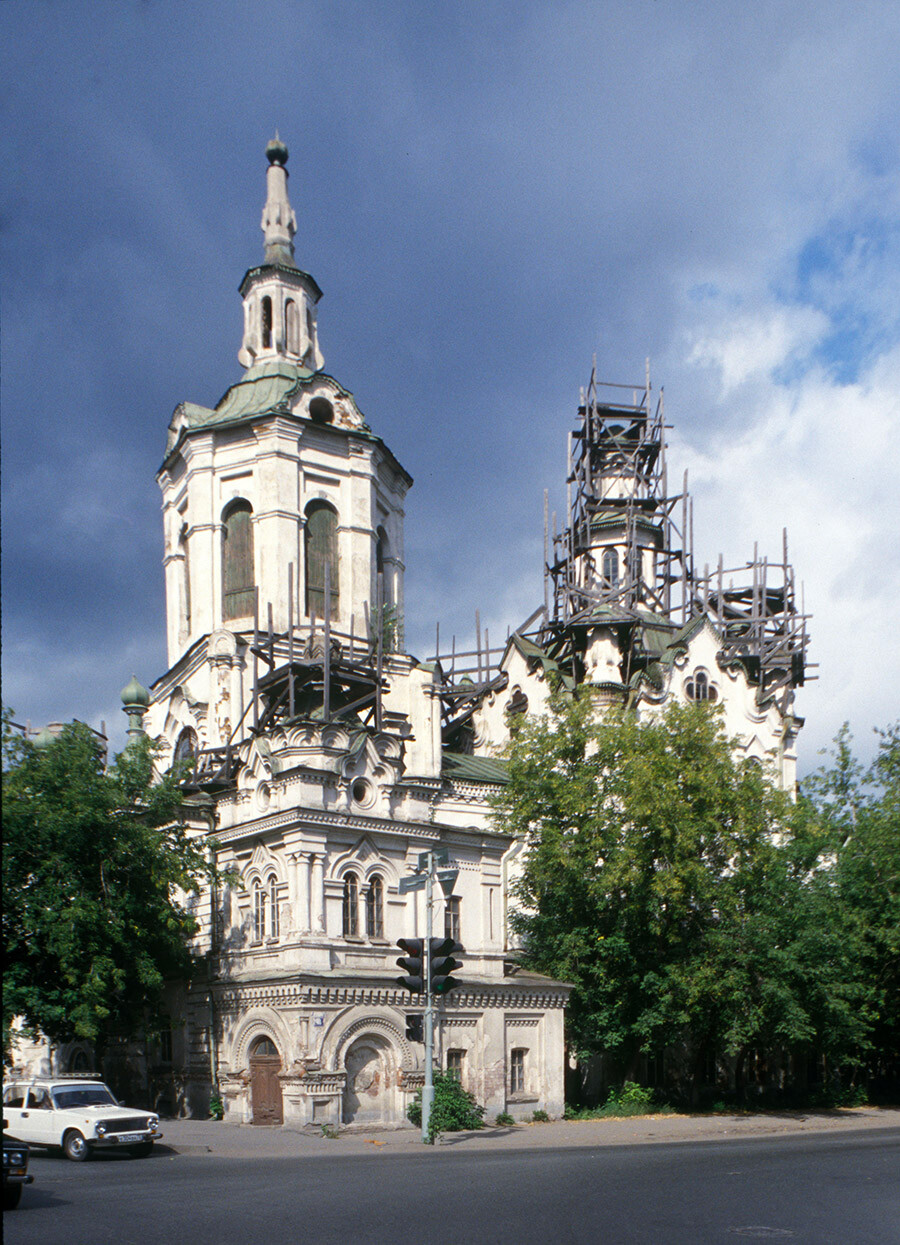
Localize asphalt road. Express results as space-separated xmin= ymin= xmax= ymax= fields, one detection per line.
xmin=5 ymin=1129 xmax=899 ymax=1244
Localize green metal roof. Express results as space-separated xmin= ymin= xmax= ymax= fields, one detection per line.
xmin=442 ymin=751 xmax=510 ymax=784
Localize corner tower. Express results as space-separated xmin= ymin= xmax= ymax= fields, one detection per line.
xmin=157 ymin=139 xmax=411 ymax=675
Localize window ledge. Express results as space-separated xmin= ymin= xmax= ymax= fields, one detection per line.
xmin=507 ymin=1094 xmax=538 ymax=1104
xmin=344 ymin=935 xmax=365 ymax=944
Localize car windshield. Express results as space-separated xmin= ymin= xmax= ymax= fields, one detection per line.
xmin=52 ymin=1086 xmax=118 ymax=1109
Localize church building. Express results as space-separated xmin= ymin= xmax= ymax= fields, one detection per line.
xmin=137 ymin=138 xmax=809 ymax=1127
xmin=142 ymin=138 xmax=571 ymax=1128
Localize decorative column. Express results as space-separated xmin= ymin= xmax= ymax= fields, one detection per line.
xmin=297 ymin=852 xmax=312 ymax=932
xmin=311 ymin=854 xmax=325 ymax=933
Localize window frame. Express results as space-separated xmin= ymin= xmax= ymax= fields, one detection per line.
xmin=342 ymin=871 xmax=360 ymax=938
xmin=365 ymin=874 xmax=384 ymax=940
xmin=222 ymin=499 xmax=255 ymax=621
xmin=509 ymin=1047 xmax=527 ymax=1095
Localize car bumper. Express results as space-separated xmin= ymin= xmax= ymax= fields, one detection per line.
xmin=91 ymin=1130 xmax=164 ymax=1149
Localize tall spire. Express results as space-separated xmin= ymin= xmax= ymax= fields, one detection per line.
xmin=261 ymin=133 xmax=297 ymax=267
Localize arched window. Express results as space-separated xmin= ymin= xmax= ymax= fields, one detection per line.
xmin=305 ymin=501 xmax=339 ymax=620
xmin=602 ymin=548 xmax=619 ymax=590
xmin=305 ymin=305 xmax=315 ymax=359
xmin=253 ymin=883 xmax=267 ymax=942
xmin=365 ymin=875 xmax=384 ymax=939
xmin=173 ymin=726 xmax=198 ymax=769
xmin=179 ymin=523 xmax=191 ymax=631
xmin=261 ymin=296 xmax=272 ymax=349
xmin=285 ymin=299 xmax=300 ymax=354
xmin=269 ymin=875 xmax=280 ymax=938
xmin=629 ymin=544 xmax=643 ymax=589
xmin=342 ymin=872 xmax=359 ymax=937
xmin=686 ymin=669 xmax=718 ymax=702
xmin=250 ymin=1036 xmax=278 ymax=1059
xmin=222 ymin=500 xmax=254 ymax=620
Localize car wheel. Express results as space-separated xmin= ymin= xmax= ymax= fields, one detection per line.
xmin=62 ymin=1130 xmax=90 ymax=1162
xmin=3 ymin=1185 xmax=23 ymax=1210
xmin=129 ymin=1142 xmax=153 ymax=1158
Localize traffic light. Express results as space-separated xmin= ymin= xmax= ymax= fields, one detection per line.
xmin=405 ymin=1014 xmax=424 ymax=1043
xmin=429 ymin=936 xmax=462 ymax=995
xmin=396 ymin=937 xmax=425 ymax=993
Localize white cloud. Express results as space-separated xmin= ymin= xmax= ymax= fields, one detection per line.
xmin=676 ymin=329 xmax=900 ymax=764
xmin=688 ymin=303 xmax=830 ymax=394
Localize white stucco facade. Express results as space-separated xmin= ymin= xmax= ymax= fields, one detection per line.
xmin=143 ymin=139 xmax=570 ymax=1128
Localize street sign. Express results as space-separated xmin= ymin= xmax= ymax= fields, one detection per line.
xmin=437 ymin=868 xmax=458 ymax=895
xmin=399 ymin=874 xmax=426 ymax=894
xmin=418 ymin=848 xmax=449 ymax=871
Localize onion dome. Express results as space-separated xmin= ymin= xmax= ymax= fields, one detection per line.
xmin=121 ymin=675 xmax=149 ymax=707
xmin=266 ymin=135 xmax=289 ymax=166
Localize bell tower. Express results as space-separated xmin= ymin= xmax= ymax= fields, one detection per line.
xmin=158 ymin=140 xmax=411 ymax=674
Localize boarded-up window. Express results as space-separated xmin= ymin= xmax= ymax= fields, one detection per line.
xmin=179 ymin=523 xmax=191 ymax=630
xmin=222 ymin=500 xmax=254 ymax=620
xmin=305 ymin=502 xmax=339 ymax=619
xmin=269 ymin=875 xmax=280 ymax=938
xmin=285 ymin=299 xmax=300 ymax=354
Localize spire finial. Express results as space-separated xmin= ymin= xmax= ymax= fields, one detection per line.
xmin=261 ymin=135 xmax=296 ymax=265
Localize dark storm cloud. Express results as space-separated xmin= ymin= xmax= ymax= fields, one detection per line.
xmin=2 ymin=0 xmax=899 ymax=759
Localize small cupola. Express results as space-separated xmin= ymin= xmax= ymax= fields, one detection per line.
xmin=238 ymin=136 xmax=324 ymax=372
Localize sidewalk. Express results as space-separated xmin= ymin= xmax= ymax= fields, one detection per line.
xmin=157 ymin=1106 xmax=900 ymax=1160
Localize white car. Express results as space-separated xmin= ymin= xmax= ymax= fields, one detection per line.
xmin=2 ymin=1078 xmax=163 ymax=1161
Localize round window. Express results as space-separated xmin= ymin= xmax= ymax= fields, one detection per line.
xmin=352 ymin=778 xmax=372 ymax=806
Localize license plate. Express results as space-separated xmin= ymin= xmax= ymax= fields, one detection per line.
xmin=115 ymin=1133 xmax=145 ymax=1143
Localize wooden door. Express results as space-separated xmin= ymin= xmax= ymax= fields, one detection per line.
xmin=249 ymin=1038 xmax=283 ymax=1125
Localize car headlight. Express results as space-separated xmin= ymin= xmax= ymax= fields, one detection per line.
xmin=96 ymin=1124 xmax=107 ymax=1137
xmin=148 ymin=1115 xmax=159 ymax=1131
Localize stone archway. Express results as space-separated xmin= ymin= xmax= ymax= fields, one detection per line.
xmin=342 ymin=1033 xmax=399 ymax=1126
xmin=249 ymin=1035 xmax=283 ymax=1125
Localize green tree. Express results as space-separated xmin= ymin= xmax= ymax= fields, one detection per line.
xmin=2 ymin=713 xmax=217 ymax=1062
xmin=805 ymin=724 xmax=900 ymax=1089
xmin=494 ymin=694 xmax=870 ymax=1097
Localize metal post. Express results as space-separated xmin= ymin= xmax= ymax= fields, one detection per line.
xmin=422 ymin=851 xmax=434 ymax=1143
xmin=323 ymin=559 xmax=331 ymax=722
xmin=288 ymin=563 xmax=295 ymax=720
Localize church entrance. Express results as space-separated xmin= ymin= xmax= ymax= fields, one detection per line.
xmin=342 ymin=1034 xmax=397 ymax=1126
xmin=249 ymin=1036 xmax=283 ymax=1125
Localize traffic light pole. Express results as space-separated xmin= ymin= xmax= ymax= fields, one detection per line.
xmin=421 ymin=852 xmax=434 ymax=1144
xmin=397 ymin=849 xmax=460 ymax=1144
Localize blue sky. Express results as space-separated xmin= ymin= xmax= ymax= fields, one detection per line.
xmin=2 ymin=0 xmax=899 ymax=768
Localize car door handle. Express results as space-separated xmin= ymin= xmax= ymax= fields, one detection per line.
xmin=21 ymin=1112 xmax=29 ymax=1117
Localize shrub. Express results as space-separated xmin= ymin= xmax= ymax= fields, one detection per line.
xmin=563 ymin=1082 xmax=670 ymax=1120
xmin=495 ymin=1111 xmax=515 ymax=1126
xmin=208 ymin=1093 xmax=224 ymax=1121
xmin=407 ymin=1072 xmax=486 ymax=1142
xmin=532 ymin=1109 xmax=549 ymax=1122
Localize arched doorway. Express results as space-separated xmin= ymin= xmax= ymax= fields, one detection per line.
xmin=342 ymin=1033 xmax=398 ymax=1126
xmin=249 ymin=1036 xmax=283 ymax=1125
